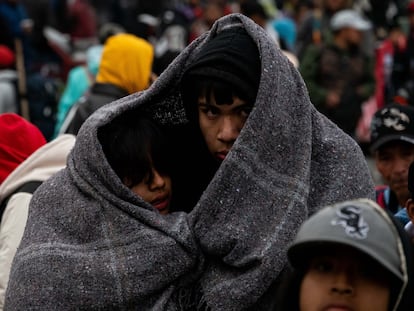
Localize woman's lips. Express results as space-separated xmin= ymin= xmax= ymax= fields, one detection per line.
xmin=322 ymin=303 xmax=353 ymax=311
xmin=152 ymin=196 xmax=170 ymax=212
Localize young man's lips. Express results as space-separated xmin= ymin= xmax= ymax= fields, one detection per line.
xmin=216 ymin=151 xmax=228 ymax=160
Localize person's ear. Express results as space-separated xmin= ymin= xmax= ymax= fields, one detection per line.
xmin=405 ymin=198 xmax=414 ymax=223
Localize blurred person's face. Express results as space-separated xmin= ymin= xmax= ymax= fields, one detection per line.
xmin=323 ymin=0 xmax=349 ymax=12
xmin=344 ymin=27 xmax=364 ymax=47
xmin=204 ymin=3 xmax=224 ymax=27
xmin=300 ymin=246 xmax=390 ymax=311
xmin=197 ymin=93 xmax=252 ymax=162
xmin=375 ymin=141 xmax=414 ymax=206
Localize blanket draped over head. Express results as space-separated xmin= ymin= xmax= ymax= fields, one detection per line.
xmin=5 ymin=14 xmax=375 ymax=311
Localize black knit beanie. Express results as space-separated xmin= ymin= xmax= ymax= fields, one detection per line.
xmin=182 ymin=26 xmax=261 ymax=103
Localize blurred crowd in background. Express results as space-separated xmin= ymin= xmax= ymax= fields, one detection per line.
xmin=0 ymin=0 xmax=413 ymax=151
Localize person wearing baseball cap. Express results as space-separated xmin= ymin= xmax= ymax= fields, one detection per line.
xmin=370 ymin=103 xmax=414 ymax=226
xmin=330 ymin=9 xmax=372 ymax=32
xmin=299 ymin=8 xmax=375 ymax=138
xmin=276 ymin=198 xmax=414 ymax=311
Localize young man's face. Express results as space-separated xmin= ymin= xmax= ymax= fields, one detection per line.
xmin=299 ymin=246 xmax=390 ymax=311
xmin=197 ymin=93 xmax=252 ymax=162
xmin=375 ymin=141 xmax=414 ymax=206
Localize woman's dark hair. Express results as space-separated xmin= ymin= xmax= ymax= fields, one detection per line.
xmin=99 ymin=111 xmax=172 ymax=187
xmin=273 ymin=265 xmax=303 ymax=311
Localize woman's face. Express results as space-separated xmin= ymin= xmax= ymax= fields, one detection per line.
xmin=299 ymin=246 xmax=390 ymax=311
xmin=129 ymin=168 xmax=172 ymax=214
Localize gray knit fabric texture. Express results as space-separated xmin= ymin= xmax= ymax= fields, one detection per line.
xmin=5 ymin=14 xmax=375 ymax=311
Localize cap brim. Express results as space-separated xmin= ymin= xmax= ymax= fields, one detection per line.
xmin=354 ymin=20 xmax=371 ymax=31
xmin=288 ymin=240 xmax=403 ymax=283
xmin=370 ymin=134 xmax=414 ymax=153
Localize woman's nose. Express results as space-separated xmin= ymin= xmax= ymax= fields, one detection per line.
xmin=149 ymin=169 xmax=166 ymax=190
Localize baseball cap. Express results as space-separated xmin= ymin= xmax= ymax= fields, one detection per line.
xmin=331 ymin=9 xmax=372 ymax=31
xmin=288 ymin=198 xmax=404 ymax=283
xmin=370 ymin=103 xmax=414 ymax=153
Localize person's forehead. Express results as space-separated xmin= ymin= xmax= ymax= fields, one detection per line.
xmin=376 ymin=140 xmax=414 ymax=153
xmin=309 ymin=244 xmax=378 ymax=267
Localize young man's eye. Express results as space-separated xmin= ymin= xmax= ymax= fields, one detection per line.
xmin=240 ymin=107 xmax=252 ymax=117
xmin=199 ymin=105 xmax=219 ymax=117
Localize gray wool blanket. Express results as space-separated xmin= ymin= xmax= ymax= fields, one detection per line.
xmin=5 ymin=14 xmax=375 ymax=311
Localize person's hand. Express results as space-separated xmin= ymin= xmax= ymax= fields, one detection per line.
xmin=325 ymin=91 xmax=340 ymax=108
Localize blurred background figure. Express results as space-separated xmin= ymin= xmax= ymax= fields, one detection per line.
xmin=369 ymin=103 xmax=414 ymax=227
xmin=52 ymin=22 xmax=125 ymax=138
xmin=50 ymin=0 xmax=97 ymax=43
xmin=60 ymin=33 xmax=154 ymax=135
xmin=366 ymin=0 xmax=407 ymax=40
xmin=239 ymin=0 xmax=299 ymax=67
xmin=294 ymin=0 xmax=353 ymax=61
xmin=52 ymin=44 xmax=102 ymax=138
xmin=0 ymin=45 xmax=17 ymax=114
xmin=0 ymin=113 xmax=46 ymax=185
xmin=0 ymin=0 xmax=35 ymax=72
xmin=299 ymin=9 xmax=375 ymax=139
xmin=0 ymin=133 xmax=75 ymax=310
xmin=188 ymin=0 xmax=232 ymax=42
xmin=390 ymin=1 xmax=414 ymax=107
xmin=374 ymin=19 xmax=407 ymax=111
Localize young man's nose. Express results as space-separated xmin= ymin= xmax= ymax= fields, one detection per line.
xmin=217 ymin=116 xmax=240 ymax=142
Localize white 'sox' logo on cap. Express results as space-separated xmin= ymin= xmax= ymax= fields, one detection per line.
xmin=331 ymin=205 xmax=369 ymax=239
xmin=381 ymin=107 xmax=410 ymax=131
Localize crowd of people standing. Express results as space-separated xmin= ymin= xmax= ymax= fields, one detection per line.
xmin=1 ymin=0 xmax=414 ymax=310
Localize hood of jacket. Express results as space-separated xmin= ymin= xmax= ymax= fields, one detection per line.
xmin=5 ymin=14 xmax=376 ymax=311
xmin=0 ymin=134 xmax=76 ymax=201
xmin=95 ymin=33 xmax=154 ymax=94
